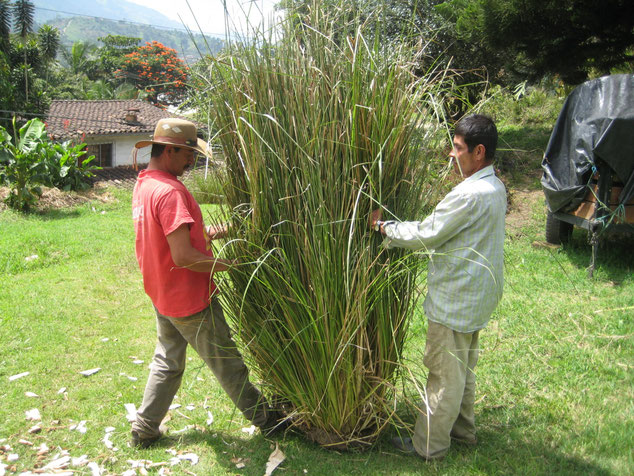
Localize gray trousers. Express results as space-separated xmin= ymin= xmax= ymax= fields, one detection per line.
xmin=132 ymin=298 xmax=270 ymax=438
xmin=413 ymin=320 xmax=480 ymax=459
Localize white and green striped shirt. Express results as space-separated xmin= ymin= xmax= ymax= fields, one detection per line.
xmin=383 ymin=166 xmax=506 ymax=333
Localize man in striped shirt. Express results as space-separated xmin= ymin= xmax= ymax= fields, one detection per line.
xmin=371 ymin=114 xmax=506 ymax=460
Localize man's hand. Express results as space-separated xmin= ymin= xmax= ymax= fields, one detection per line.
xmin=204 ymin=223 xmax=229 ymax=246
xmin=168 ymin=224 xmax=235 ymax=273
xmin=369 ymin=209 xmax=382 ymax=230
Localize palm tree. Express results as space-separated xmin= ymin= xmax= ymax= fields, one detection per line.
xmin=0 ymin=0 xmax=11 ymax=55
xmin=114 ymin=82 xmax=141 ymax=100
xmin=62 ymin=40 xmax=97 ymax=76
xmin=12 ymin=0 xmax=34 ymax=39
xmin=37 ymin=25 xmax=60 ymax=81
xmin=12 ymin=0 xmax=35 ymax=102
xmin=86 ymin=79 xmax=114 ymax=99
xmin=37 ymin=25 xmax=59 ymax=62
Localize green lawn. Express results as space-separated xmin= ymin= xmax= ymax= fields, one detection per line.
xmin=0 ymin=178 xmax=632 ymax=475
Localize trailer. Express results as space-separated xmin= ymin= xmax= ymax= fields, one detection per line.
xmin=541 ymin=74 xmax=634 ymax=276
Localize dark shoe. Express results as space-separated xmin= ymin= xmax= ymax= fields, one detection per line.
xmin=259 ymin=412 xmax=292 ymax=437
xmin=391 ymin=436 xmax=417 ymax=454
xmin=391 ymin=436 xmax=447 ymax=460
xmin=450 ymin=431 xmax=477 ymax=446
xmin=130 ymin=430 xmax=161 ymax=448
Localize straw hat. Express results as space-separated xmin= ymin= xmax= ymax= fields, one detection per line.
xmin=135 ymin=118 xmax=210 ymax=157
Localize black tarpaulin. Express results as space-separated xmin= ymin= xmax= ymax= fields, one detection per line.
xmin=541 ymin=74 xmax=634 ymax=213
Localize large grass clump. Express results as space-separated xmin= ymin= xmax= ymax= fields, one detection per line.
xmin=193 ymin=2 xmax=452 ymax=448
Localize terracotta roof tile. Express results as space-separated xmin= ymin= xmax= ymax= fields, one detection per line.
xmin=46 ymin=100 xmax=181 ymax=140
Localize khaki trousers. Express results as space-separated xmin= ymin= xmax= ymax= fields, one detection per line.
xmin=132 ymin=298 xmax=270 ymax=439
xmin=413 ymin=320 xmax=480 ymax=459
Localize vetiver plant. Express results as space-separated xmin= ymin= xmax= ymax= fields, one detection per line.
xmin=193 ymin=1 xmax=452 ymax=448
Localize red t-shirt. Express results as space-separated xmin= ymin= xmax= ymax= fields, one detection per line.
xmin=132 ymin=169 xmax=217 ymax=317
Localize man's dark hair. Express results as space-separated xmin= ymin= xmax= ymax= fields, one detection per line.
xmin=151 ymin=144 xmax=180 ymax=158
xmin=454 ymin=114 xmax=497 ymax=161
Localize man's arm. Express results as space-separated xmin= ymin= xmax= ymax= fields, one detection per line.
xmin=376 ymin=192 xmax=475 ymax=251
xmin=167 ymin=224 xmax=235 ymax=273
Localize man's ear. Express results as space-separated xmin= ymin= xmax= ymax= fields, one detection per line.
xmin=475 ymin=144 xmax=486 ymax=161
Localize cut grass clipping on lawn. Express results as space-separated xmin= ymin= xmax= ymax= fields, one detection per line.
xmin=193 ymin=1 xmax=454 ymax=448
xmin=1 ymin=100 xmax=633 ymax=473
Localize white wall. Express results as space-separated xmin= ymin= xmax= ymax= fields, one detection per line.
xmin=84 ymin=134 xmax=151 ymax=167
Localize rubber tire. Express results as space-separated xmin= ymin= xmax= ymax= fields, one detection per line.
xmin=545 ymin=211 xmax=573 ymax=244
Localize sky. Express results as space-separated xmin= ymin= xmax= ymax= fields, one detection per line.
xmin=127 ymin=0 xmax=280 ymax=37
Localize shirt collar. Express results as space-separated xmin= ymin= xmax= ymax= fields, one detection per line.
xmin=463 ymin=164 xmax=495 ymax=183
xmin=139 ymin=168 xmax=177 ymax=180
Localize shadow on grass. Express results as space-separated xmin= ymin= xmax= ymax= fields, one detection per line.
xmin=472 ymin=420 xmax=612 ymax=475
xmin=35 ymin=207 xmax=83 ymax=220
xmin=378 ymin=405 xmax=611 ymax=475
xmin=559 ymin=230 xmax=634 ymax=281
xmin=148 ymin=414 xmax=612 ymax=476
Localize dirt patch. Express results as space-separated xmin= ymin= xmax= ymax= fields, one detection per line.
xmin=506 ymin=187 xmax=544 ymax=234
xmin=0 ymin=184 xmax=116 ymax=212
xmin=497 ymin=161 xmax=545 ymax=235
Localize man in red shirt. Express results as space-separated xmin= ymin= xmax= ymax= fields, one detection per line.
xmin=130 ymin=118 xmax=283 ymax=448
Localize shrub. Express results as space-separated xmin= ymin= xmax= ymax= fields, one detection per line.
xmin=0 ymin=118 xmax=49 ymax=211
xmin=0 ymin=118 xmax=99 ymax=211
xmin=42 ymin=140 xmax=99 ymax=192
xmin=480 ymin=83 xmax=564 ymax=128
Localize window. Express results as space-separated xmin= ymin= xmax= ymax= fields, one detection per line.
xmin=85 ymin=143 xmax=113 ymax=167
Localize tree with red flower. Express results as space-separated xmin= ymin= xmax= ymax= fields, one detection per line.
xmin=117 ymin=41 xmax=188 ymax=106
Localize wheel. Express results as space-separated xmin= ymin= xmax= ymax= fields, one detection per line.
xmin=545 ymin=211 xmax=573 ymax=244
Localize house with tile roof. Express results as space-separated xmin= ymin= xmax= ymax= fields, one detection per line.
xmin=46 ymin=99 xmax=192 ymax=168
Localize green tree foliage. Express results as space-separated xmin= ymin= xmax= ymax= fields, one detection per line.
xmin=11 ymin=0 xmax=34 ymax=107
xmin=0 ymin=1 xmax=65 ymax=128
xmin=283 ymin=0 xmax=633 ymax=88
xmin=37 ymin=24 xmax=59 ymax=84
xmin=0 ymin=0 xmax=11 ymax=54
xmin=278 ymin=0 xmax=437 ymax=46
xmin=278 ymin=0 xmax=490 ymax=118
xmin=11 ymin=0 xmax=33 ymax=39
xmin=436 ymin=0 xmax=634 ymax=84
xmin=117 ymin=41 xmax=188 ymax=106
xmin=97 ymin=34 xmax=140 ymax=77
xmin=37 ymin=24 xmax=59 ymax=63
xmin=60 ymin=40 xmax=98 ymax=76
xmin=49 ymin=36 xmax=150 ymax=101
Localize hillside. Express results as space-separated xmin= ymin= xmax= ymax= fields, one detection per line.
xmin=33 ymin=0 xmax=225 ymax=62
xmin=33 ymin=0 xmax=184 ymax=30
xmin=47 ymin=17 xmax=224 ymax=63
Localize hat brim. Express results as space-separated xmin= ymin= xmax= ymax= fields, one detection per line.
xmin=135 ymin=138 xmax=211 ymax=157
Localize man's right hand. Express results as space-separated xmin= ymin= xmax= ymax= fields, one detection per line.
xmin=206 ymin=223 xmax=229 ymax=241
xmin=369 ymin=209 xmax=383 ymax=229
